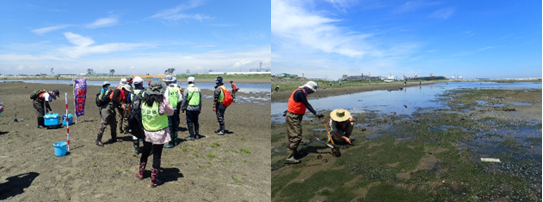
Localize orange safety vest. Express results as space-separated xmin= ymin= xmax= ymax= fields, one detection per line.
xmin=231 ymin=83 xmax=237 ymax=91
xmin=287 ymin=88 xmax=306 ymax=115
xmin=109 ymin=88 xmax=125 ymax=102
xmin=38 ymin=91 xmax=47 ymax=100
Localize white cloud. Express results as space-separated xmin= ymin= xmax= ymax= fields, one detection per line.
xmin=58 ymin=42 xmax=149 ymax=58
xmin=272 ymin=0 xmax=368 ymax=58
xmin=64 ymin=32 xmax=95 ymax=47
xmin=161 ymin=13 xmax=213 ymax=21
xmin=149 ymin=0 xmax=212 ymax=22
xmin=84 ymin=16 xmax=118 ymax=29
xmin=32 ymin=25 xmax=71 ymax=35
xmin=430 ymin=8 xmax=455 ymax=20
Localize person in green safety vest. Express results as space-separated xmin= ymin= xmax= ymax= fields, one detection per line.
xmin=136 ymin=80 xmax=174 ymax=187
xmin=163 ymin=75 xmax=182 ymax=148
xmin=181 ymin=76 xmax=204 ymax=141
xmin=129 ymin=76 xmax=146 ymax=154
xmin=213 ymin=76 xmax=228 ymax=135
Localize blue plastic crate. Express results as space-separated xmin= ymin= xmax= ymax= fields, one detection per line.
xmin=44 ymin=113 xmax=60 ymax=126
xmin=62 ymin=114 xmax=73 ymax=126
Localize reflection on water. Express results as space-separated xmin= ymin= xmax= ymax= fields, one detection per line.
xmin=271 ymin=82 xmax=542 ymax=118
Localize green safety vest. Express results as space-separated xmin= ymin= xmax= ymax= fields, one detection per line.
xmin=168 ymin=86 xmax=179 ymax=108
xmin=186 ymin=86 xmax=200 ymax=106
xmin=131 ymin=89 xmax=144 ymax=101
xmin=217 ymin=85 xmax=226 ymax=102
xmin=141 ymin=101 xmax=168 ymax=132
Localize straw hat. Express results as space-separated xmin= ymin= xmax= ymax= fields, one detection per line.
xmin=330 ymin=108 xmax=351 ymax=122
xmin=146 ymin=80 xmax=166 ymax=95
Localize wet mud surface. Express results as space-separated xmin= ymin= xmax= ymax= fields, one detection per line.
xmin=0 ymin=82 xmax=270 ymax=201
xmin=271 ymin=87 xmax=541 ymax=201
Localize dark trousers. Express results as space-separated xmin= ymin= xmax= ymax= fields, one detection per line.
xmin=215 ymin=104 xmax=226 ymax=129
xmin=186 ymin=110 xmax=199 ymax=126
xmin=168 ymin=110 xmax=180 ymax=135
xmin=32 ymin=99 xmax=45 ymax=117
xmin=140 ymin=141 xmax=164 ymax=169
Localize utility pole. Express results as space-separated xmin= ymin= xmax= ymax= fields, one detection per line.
xmin=259 ymin=61 xmax=262 ymax=72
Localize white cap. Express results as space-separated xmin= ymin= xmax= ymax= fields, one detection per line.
xmin=120 ymin=78 xmax=128 ymax=85
xmin=133 ymin=76 xmax=143 ymax=84
xmin=187 ymin=77 xmax=195 ymax=83
xmin=301 ymin=81 xmax=318 ymax=92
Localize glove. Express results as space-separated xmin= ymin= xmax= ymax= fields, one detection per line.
xmin=282 ymin=110 xmax=287 ymax=117
xmin=316 ymin=113 xmax=324 ymax=119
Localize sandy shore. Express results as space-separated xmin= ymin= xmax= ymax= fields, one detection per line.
xmin=0 ymin=82 xmax=270 ymax=201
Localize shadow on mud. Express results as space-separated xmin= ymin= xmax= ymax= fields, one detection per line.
xmin=0 ymin=172 xmax=39 ymax=200
xmin=160 ymin=168 xmax=184 ymax=183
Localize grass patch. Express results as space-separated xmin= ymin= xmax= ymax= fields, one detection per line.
xmin=210 ymin=142 xmax=221 ymax=148
xmin=231 ymin=175 xmax=244 ymax=183
xmin=207 ymin=153 xmax=217 ymax=158
xmin=240 ymin=148 xmax=252 ymax=154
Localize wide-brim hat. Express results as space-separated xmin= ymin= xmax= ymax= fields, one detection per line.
xmin=121 ymin=84 xmax=133 ymax=93
xmin=163 ymin=75 xmax=174 ymax=82
xmin=146 ymin=80 xmax=166 ymax=95
xmin=102 ymin=81 xmax=111 ymax=87
xmin=330 ymin=108 xmax=351 ymax=122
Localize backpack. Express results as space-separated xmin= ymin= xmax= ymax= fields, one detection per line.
xmin=128 ymin=90 xmax=145 ymax=139
xmin=95 ymin=89 xmax=111 ymax=107
xmin=219 ymin=86 xmax=233 ymax=107
xmin=30 ymin=89 xmax=47 ymax=99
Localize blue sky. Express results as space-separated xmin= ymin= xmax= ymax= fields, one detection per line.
xmin=0 ymin=0 xmax=270 ymax=75
xmin=272 ymin=0 xmax=542 ymax=79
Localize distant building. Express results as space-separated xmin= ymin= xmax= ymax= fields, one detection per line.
xmin=275 ymin=73 xmax=297 ymax=78
xmin=249 ymin=68 xmax=271 ymax=72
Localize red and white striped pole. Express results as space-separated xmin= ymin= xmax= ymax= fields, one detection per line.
xmin=65 ymin=92 xmax=70 ymax=151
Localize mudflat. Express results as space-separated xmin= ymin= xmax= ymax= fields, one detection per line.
xmin=271 ymin=86 xmax=541 ymax=201
xmin=0 ymin=82 xmax=270 ymax=201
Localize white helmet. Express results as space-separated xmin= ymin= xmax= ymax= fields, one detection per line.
xmin=133 ymin=76 xmax=144 ymax=84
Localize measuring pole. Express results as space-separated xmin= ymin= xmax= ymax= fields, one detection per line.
xmin=65 ymin=92 xmax=70 ymax=151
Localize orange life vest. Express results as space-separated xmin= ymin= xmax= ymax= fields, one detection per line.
xmin=287 ymin=88 xmax=306 ymax=115
xmin=109 ymin=88 xmax=125 ymax=102
xmin=231 ymin=83 xmax=237 ymax=91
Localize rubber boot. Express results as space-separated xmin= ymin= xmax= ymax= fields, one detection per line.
xmin=194 ymin=124 xmax=205 ymax=139
xmin=285 ymin=149 xmax=301 ymax=164
xmin=173 ymin=132 xmax=179 ymax=146
xmin=184 ymin=124 xmax=195 ymax=141
xmin=136 ymin=162 xmax=146 ymax=180
xmin=150 ymin=168 xmax=163 ymax=188
xmin=216 ymin=124 xmax=225 ymax=135
xmin=96 ymin=133 xmax=104 ymax=147
xmin=37 ymin=117 xmax=44 ymax=129
xmin=164 ymin=131 xmax=174 ymax=148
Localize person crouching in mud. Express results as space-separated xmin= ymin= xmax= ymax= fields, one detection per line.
xmin=135 ymin=80 xmax=174 ymax=187
xmin=329 ymin=108 xmax=355 ymax=145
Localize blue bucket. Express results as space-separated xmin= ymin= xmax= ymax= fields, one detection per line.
xmin=54 ymin=142 xmax=67 ymax=157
